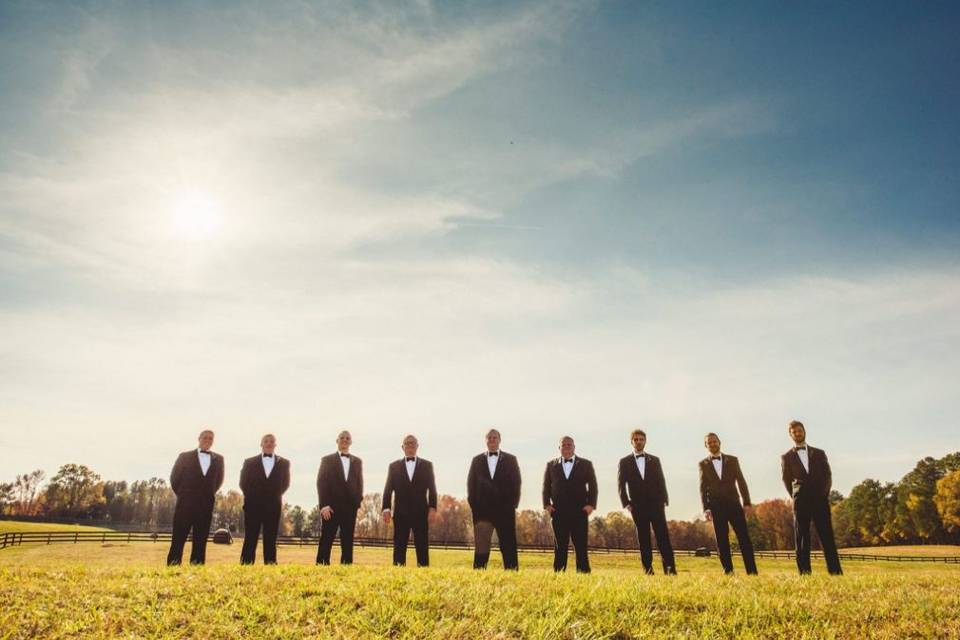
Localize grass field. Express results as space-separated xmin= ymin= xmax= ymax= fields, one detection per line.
xmin=1 ymin=542 xmax=958 ymax=639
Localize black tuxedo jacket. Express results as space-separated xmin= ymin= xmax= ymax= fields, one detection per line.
xmin=618 ymin=453 xmax=669 ymax=508
xmin=170 ymin=450 xmax=224 ymax=499
xmin=317 ymin=452 xmax=363 ymax=510
xmin=698 ymin=453 xmax=751 ymax=511
xmin=239 ymin=455 xmax=291 ymax=509
xmin=467 ymin=451 xmax=521 ymax=522
xmin=542 ymin=457 xmax=598 ymax=516
xmin=781 ymin=445 xmax=832 ymax=501
xmin=382 ymin=458 xmax=437 ymax=518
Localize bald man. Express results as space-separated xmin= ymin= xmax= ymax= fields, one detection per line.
xmin=167 ymin=429 xmax=224 ymax=565
xmin=239 ymin=434 xmax=291 ymax=565
xmin=382 ymin=434 xmax=437 ymax=567
xmin=316 ymin=430 xmax=364 ymax=565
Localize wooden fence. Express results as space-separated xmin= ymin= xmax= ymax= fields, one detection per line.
xmin=2 ymin=530 xmax=958 ymax=563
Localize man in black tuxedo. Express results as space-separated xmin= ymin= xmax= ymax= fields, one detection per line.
xmin=542 ymin=436 xmax=597 ymax=573
xmin=618 ymin=429 xmax=677 ymax=575
xmin=167 ymin=429 xmax=224 ymax=565
xmin=239 ymin=433 xmax=291 ymax=565
xmin=467 ymin=428 xmax=521 ymax=570
xmin=382 ymin=434 xmax=437 ymax=567
xmin=316 ymin=430 xmax=363 ymax=565
xmin=782 ymin=420 xmax=842 ymax=575
xmin=699 ymin=432 xmax=757 ymax=575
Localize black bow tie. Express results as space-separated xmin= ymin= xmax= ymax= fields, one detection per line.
xmin=635 ymin=453 xmax=645 ymax=459
xmin=563 ymin=458 xmax=574 ymax=464
xmin=795 ymin=446 xmax=807 ymax=451
xmin=340 ymin=453 xmax=350 ymax=458
xmin=406 ymin=457 xmax=416 ymax=462
xmin=263 ymin=453 xmax=274 ymax=458
xmin=198 ymin=451 xmax=211 ymax=456
xmin=711 ymin=456 xmax=722 ymax=460
xmin=488 ymin=451 xmax=499 ymax=457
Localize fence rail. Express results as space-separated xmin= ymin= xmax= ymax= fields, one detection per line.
xmin=1 ymin=530 xmax=958 ymax=563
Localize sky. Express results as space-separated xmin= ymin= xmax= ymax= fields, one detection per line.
xmin=1 ymin=1 xmax=958 ymax=519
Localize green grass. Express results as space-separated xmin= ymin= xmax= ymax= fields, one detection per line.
xmin=0 ymin=521 xmax=113 ymax=533
xmin=1 ymin=544 xmax=958 ymax=639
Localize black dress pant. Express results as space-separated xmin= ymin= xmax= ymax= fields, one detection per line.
xmin=393 ymin=511 xmax=429 ymax=567
xmin=167 ymin=494 xmax=214 ymax=566
xmin=794 ymin=496 xmax=842 ymax=575
xmin=551 ymin=511 xmax=590 ymax=573
xmin=473 ymin=512 xmax=519 ymax=570
xmin=710 ymin=502 xmax=757 ymax=574
xmin=241 ymin=500 xmax=281 ymax=565
xmin=632 ymin=503 xmax=676 ymax=574
xmin=316 ymin=505 xmax=358 ymax=565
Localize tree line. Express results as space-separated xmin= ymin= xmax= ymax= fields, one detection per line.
xmin=2 ymin=452 xmax=958 ymax=549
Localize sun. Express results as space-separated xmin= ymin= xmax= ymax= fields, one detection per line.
xmin=171 ymin=191 xmax=221 ymax=240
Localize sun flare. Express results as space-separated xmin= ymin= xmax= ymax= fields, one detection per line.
xmin=171 ymin=191 xmax=221 ymax=240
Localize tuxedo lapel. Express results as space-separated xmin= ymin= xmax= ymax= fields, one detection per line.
xmin=705 ymin=457 xmax=720 ymax=482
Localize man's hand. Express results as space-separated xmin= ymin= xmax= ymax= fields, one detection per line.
xmin=544 ymin=505 xmax=555 ymax=515
xmin=382 ymin=509 xmax=392 ymax=525
xmin=743 ymin=505 xmax=753 ymax=517
xmin=703 ymin=509 xmax=712 ymax=522
xmin=320 ymin=506 xmax=334 ymax=521
xmin=583 ymin=505 xmax=595 ymax=515
xmin=624 ymin=504 xmax=632 ymax=513
xmin=428 ymin=507 xmax=437 ymax=523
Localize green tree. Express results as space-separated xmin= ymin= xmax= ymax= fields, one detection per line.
xmin=895 ymin=453 xmax=960 ymax=542
xmin=44 ymin=464 xmax=103 ymax=517
xmin=833 ymin=479 xmax=898 ymax=546
xmin=0 ymin=482 xmax=14 ymax=515
xmin=214 ymin=490 xmax=244 ymax=532
xmin=287 ymin=505 xmax=307 ymax=538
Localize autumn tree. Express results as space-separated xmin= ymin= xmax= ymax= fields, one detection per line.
xmin=934 ymin=469 xmax=960 ymax=536
xmin=13 ymin=470 xmax=45 ymax=516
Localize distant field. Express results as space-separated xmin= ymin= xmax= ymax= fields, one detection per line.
xmin=1 ymin=544 xmax=958 ymax=638
xmin=0 ymin=521 xmax=113 ymax=534
xmin=840 ymin=545 xmax=960 ymax=556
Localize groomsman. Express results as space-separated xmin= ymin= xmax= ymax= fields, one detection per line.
xmin=542 ymin=436 xmax=597 ymax=573
xmin=781 ymin=420 xmax=842 ymax=575
xmin=466 ymin=428 xmax=521 ymax=570
xmin=239 ymin=433 xmax=291 ymax=565
xmin=699 ymin=432 xmax=758 ymax=575
xmin=618 ymin=429 xmax=677 ymax=574
xmin=382 ymin=435 xmax=437 ymax=567
xmin=316 ymin=430 xmax=364 ymax=565
xmin=167 ymin=429 xmax=224 ymax=565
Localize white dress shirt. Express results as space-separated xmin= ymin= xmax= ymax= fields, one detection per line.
xmin=405 ymin=457 xmax=417 ymax=481
xmin=634 ymin=452 xmax=646 ymax=479
xmin=262 ymin=454 xmax=275 ymax=478
xmin=197 ymin=449 xmax=211 ymax=476
xmin=487 ymin=451 xmax=499 ymax=479
xmin=796 ymin=446 xmax=810 ymax=473
xmin=340 ymin=454 xmax=351 ymax=481
xmin=562 ymin=456 xmax=575 ymax=479
xmin=711 ymin=455 xmax=723 ymax=479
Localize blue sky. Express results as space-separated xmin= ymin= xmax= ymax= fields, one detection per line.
xmin=1 ymin=1 xmax=958 ymax=518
